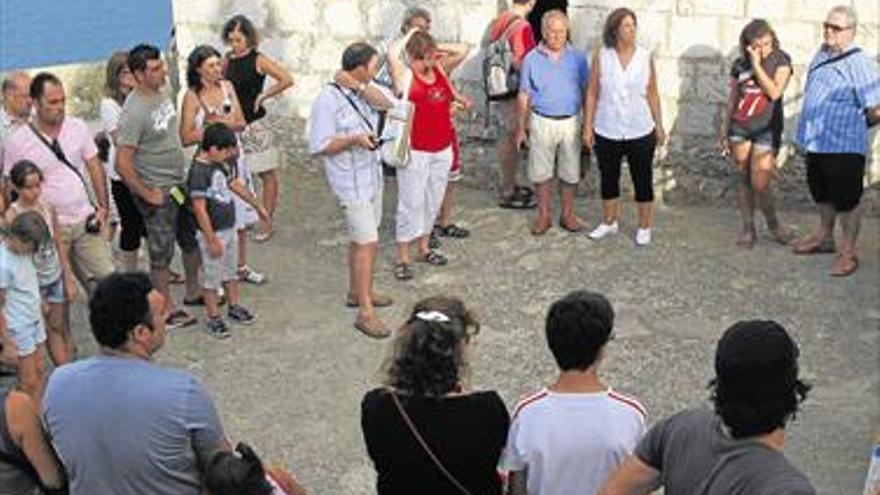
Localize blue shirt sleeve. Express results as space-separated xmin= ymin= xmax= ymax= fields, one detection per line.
xmin=852 ymin=54 xmax=880 ymax=110
xmin=581 ymin=52 xmax=591 ymax=88
xmin=184 ymin=377 xmax=227 ymax=466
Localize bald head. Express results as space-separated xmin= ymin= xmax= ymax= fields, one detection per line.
xmin=2 ymin=71 xmax=32 ymax=120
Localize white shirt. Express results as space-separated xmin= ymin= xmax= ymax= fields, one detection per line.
xmin=0 ymin=106 xmax=26 ymax=166
xmin=100 ymin=98 xmax=122 ymax=181
xmin=308 ymin=84 xmax=383 ymax=203
xmin=501 ymin=388 xmax=647 ymax=495
xmin=594 ymin=46 xmax=655 ymax=140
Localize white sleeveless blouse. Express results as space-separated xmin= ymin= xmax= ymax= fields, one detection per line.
xmin=594 ymin=46 xmax=655 ymax=140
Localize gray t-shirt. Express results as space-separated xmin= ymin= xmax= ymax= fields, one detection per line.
xmin=116 ymin=89 xmax=186 ymax=188
xmin=43 ymin=355 xmax=226 ymax=495
xmin=187 ymin=158 xmax=236 ymax=232
xmin=635 ymin=408 xmax=816 ymax=495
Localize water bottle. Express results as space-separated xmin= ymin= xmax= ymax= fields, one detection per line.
xmin=865 ymin=435 xmax=880 ymax=495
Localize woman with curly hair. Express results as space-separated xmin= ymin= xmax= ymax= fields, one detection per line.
xmin=361 ymin=296 xmax=509 ymax=495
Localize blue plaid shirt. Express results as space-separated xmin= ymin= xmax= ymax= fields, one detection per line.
xmin=795 ymin=45 xmax=880 ymax=154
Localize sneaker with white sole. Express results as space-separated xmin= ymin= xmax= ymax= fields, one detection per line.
xmin=635 ymin=228 xmax=652 ymax=246
xmin=588 ymin=222 xmax=619 ymax=240
xmin=227 ymin=304 xmax=257 ymax=325
xmin=238 ymin=265 xmax=267 ymax=285
xmin=204 ymin=318 xmax=231 ymax=339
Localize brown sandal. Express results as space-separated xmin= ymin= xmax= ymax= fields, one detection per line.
xmin=354 ymin=316 xmax=391 ymax=339
xmin=830 ymin=253 xmax=859 ymax=277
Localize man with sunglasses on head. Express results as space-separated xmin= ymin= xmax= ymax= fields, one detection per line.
xmin=2 ymin=72 xmax=113 ymax=294
xmin=309 ymin=42 xmax=394 ymax=339
xmin=792 ymin=5 xmax=880 ymax=276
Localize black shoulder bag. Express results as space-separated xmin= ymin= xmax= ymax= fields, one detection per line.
xmin=27 ymin=124 xmax=101 ymax=233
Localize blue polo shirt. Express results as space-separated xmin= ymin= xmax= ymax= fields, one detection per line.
xmin=520 ymin=44 xmax=590 ymax=117
xmin=795 ymin=45 xmax=880 ymax=155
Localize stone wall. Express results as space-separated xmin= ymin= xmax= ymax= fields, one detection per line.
xmin=170 ymin=0 xmax=879 ymax=210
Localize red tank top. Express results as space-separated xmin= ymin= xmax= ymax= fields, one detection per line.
xmin=408 ymin=67 xmax=455 ymax=152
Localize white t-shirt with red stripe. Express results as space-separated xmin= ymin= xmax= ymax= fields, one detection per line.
xmin=500 ymin=387 xmax=647 ymax=495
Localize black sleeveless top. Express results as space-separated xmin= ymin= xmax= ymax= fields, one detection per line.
xmin=225 ymin=49 xmax=267 ymax=123
xmin=0 ymin=391 xmax=41 ymax=494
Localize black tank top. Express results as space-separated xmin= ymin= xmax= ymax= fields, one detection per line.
xmin=0 ymin=391 xmax=41 ymax=494
xmin=225 ymin=50 xmax=267 ymax=123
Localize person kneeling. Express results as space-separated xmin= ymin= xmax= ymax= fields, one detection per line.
xmin=188 ymin=123 xmax=268 ymax=338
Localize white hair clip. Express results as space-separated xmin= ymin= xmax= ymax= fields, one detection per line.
xmin=415 ymin=311 xmax=450 ymax=323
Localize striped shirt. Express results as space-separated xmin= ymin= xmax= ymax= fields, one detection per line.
xmin=795 ymin=45 xmax=880 ymax=154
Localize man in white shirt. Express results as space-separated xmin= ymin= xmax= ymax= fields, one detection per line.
xmin=309 ymin=42 xmax=394 ymax=339
xmin=0 ymin=71 xmax=32 ymax=210
xmin=502 ymin=290 xmax=647 ymax=495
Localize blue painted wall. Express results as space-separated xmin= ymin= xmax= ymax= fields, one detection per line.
xmin=0 ymin=0 xmax=173 ymax=70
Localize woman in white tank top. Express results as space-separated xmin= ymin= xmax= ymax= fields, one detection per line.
xmin=583 ymin=8 xmax=665 ymax=246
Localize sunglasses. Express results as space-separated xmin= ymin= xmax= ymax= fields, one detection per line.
xmin=823 ymin=22 xmax=852 ymax=33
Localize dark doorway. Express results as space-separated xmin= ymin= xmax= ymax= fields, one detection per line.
xmin=528 ymin=0 xmax=568 ymax=43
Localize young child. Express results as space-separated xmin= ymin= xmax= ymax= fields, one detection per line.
xmin=5 ymin=160 xmax=77 ymax=365
xmin=205 ymin=442 xmax=305 ymax=495
xmin=0 ymin=212 xmax=53 ymax=407
xmin=188 ymin=122 xmax=267 ymax=338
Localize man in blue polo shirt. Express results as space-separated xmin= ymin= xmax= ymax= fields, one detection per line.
xmin=793 ymin=5 xmax=880 ymax=277
xmin=515 ymin=10 xmax=589 ymax=235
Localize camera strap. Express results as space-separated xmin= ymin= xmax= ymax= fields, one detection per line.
xmin=330 ymin=83 xmax=377 ymax=134
xmin=28 ymin=123 xmax=97 ymax=208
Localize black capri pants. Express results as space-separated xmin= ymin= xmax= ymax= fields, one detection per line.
xmin=111 ymin=179 xmax=146 ymax=252
xmin=806 ymin=152 xmax=866 ymax=212
xmin=594 ymin=131 xmax=657 ymax=202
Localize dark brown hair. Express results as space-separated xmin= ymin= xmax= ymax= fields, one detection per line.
xmin=602 ymin=7 xmax=637 ymax=48
xmin=739 ymin=19 xmax=780 ymax=63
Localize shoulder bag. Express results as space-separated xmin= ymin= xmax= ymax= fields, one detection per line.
xmin=387 ymin=389 xmax=476 ymax=495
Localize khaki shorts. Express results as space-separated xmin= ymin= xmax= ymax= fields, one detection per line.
xmin=58 ymin=220 xmax=114 ymax=289
xmin=197 ymin=228 xmax=238 ymax=290
xmin=341 ymin=188 xmax=383 ymax=244
xmin=527 ymin=113 xmax=582 ymax=185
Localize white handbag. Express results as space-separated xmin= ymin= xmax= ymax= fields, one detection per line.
xmin=379 ymin=97 xmax=414 ymax=168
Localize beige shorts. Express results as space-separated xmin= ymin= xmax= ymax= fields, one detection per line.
xmin=527 ymin=113 xmax=582 ymax=185
xmin=197 ymin=228 xmax=238 ymax=290
xmin=241 ymin=120 xmax=280 ymax=174
xmin=341 ymin=188 xmax=383 ymax=244
xmin=58 ymin=220 xmax=114 ymax=290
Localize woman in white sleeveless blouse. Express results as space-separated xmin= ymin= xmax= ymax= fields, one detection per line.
xmin=583 ymin=8 xmax=665 ymax=246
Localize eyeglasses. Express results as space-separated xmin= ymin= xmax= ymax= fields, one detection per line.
xmin=823 ymin=22 xmax=852 ymax=33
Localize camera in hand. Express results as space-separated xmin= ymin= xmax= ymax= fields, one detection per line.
xmin=85 ymin=213 xmax=101 ymax=234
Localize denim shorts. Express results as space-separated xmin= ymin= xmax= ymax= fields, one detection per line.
xmin=728 ymin=122 xmax=776 ymax=152
xmin=39 ymin=275 xmax=65 ymax=304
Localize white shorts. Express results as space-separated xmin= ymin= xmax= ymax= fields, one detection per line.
xmin=395 ymin=146 xmax=452 ymax=243
xmin=234 ymin=158 xmax=259 ymax=229
xmin=9 ymin=319 xmax=46 ymax=357
xmin=197 ymin=228 xmax=238 ymax=290
xmin=341 ymin=188 xmax=383 ymax=244
xmin=528 ymin=113 xmax=582 ymax=185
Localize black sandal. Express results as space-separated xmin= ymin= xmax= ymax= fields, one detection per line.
xmin=393 ymin=262 xmax=414 ymax=281
xmin=434 ymin=223 xmax=470 ymax=238
xmin=416 ymin=250 xmax=448 ymax=266
xmin=498 ymin=188 xmax=537 ymax=209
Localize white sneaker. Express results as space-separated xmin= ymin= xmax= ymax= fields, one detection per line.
xmin=588 ymin=222 xmax=619 ymax=240
xmin=635 ymin=228 xmax=652 ymax=246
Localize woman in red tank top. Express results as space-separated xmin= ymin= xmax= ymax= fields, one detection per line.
xmin=392 ymin=32 xmax=472 ymax=281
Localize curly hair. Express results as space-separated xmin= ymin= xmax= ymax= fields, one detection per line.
xmin=89 ymin=272 xmax=154 ymax=349
xmin=186 ymin=44 xmax=222 ymax=91
xmin=385 ymin=296 xmax=480 ymax=397
xmin=709 ymin=320 xmax=811 ymax=439
xmin=222 ymin=15 xmax=260 ymax=48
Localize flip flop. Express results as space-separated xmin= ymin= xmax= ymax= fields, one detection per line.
xmin=254 ymin=227 xmax=275 ymax=243
xmin=830 ymin=253 xmax=859 ymax=277
xmin=393 ymin=262 xmax=414 ymax=281
xmin=793 ymin=238 xmax=836 ymax=255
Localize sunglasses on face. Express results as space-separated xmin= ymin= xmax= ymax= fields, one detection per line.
xmin=823 ymin=22 xmax=851 ymax=33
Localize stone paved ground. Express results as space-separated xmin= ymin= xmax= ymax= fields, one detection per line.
xmin=10 ymin=164 xmax=877 ymax=494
